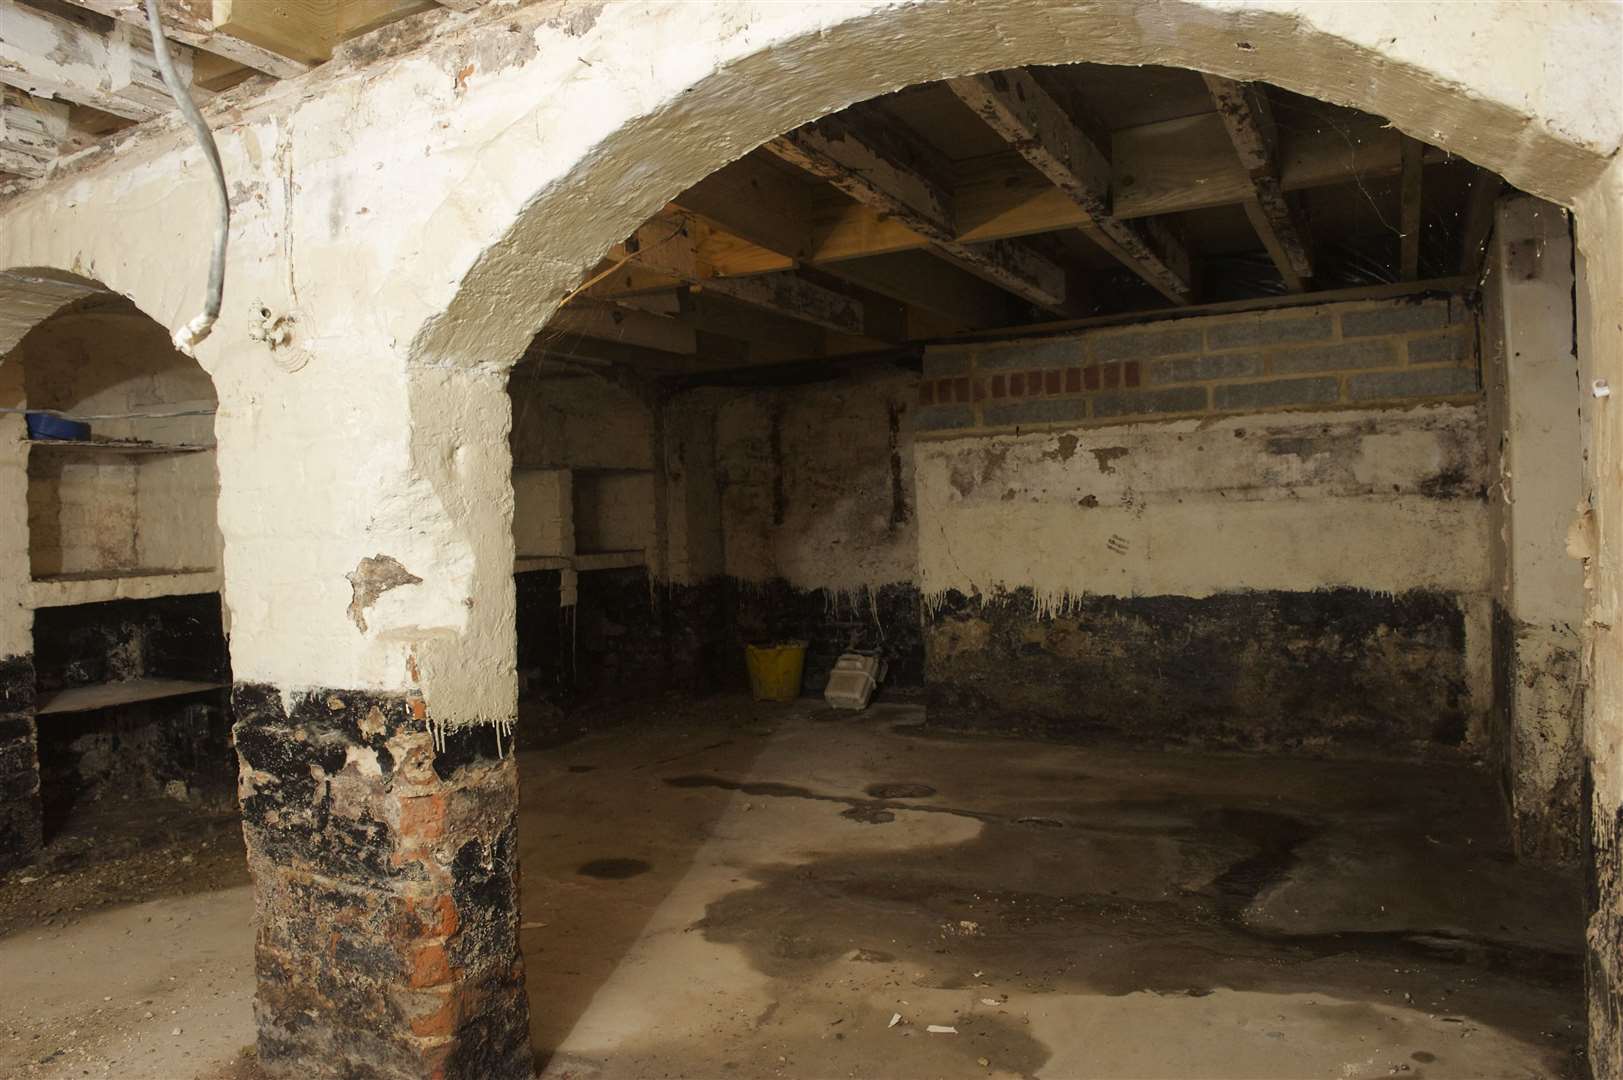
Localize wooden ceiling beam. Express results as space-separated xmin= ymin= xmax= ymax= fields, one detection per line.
xmin=808 ymin=112 xmax=1443 ymax=267
xmin=765 ymin=111 xmax=1070 ymax=311
xmin=0 ymin=0 xmax=204 ymax=121
xmin=947 ymin=68 xmax=1191 ymax=305
xmin=209 ymin=0 xmax=335 ymax=66
xmin=671 ymin=151 xmax=819 ymax=263
xmin=1458 ymin=167 xmax=1504 ymax=281
xmin=672 ymin=290 xmax=827 ymax=357
xmin=814 ymin=250 xmax=1020 ymax=331
xmin=70 ymin=0 xmax=310 ymax=78
xmin=546 ymin=299 xmax=699 ymax=355
xmin=0 ymin=87 xmax=68 ymax=178
xmin=1202 ymin=75 xmax=1313 ymax=292
xmin=621 ymin=216 xmax=871 ymax=338
xmin=1399 ymin=135 xmax=1424 ymax=281
xmin=671 ymin=159 xmax=1021 ymax=332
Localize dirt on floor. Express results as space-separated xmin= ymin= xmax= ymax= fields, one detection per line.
xmin=0 ymin=694 xmax=1591 ymax=1079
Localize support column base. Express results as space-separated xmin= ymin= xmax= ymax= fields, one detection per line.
xmin=234 ymin=684 xmax=532 ymax=1080
xmin=0 ymin=654 xmax=41 ymax=874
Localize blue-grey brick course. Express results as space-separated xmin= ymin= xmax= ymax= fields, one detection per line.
xmin=915 ymin=405 xmax=978 ymax=431
xmin=982 ymin=398 xmax=1088 ymax=427
xmin=1089 ymin=326 xmax=1202 ymax=361
xmin=1340 ymin=302 xmax=1450 ymax=337
xmin=1349 ymin=366 xmax=1480 ymax=400
xmin=1215 ymin=377 xmax=1341 ymax=410
xmin=1149 ymin=352 xmax=1264 ymax=384
xmin=1406 ymin=332 xmax=1471 ymax=365
xmin=1205 ymin=314 xmax=1333 ymax=349
xmin=975 ymin=338 xmax=1082 ymax=370
xmin=1271 ymin=339 xmax=1397 ymax=374
xmin=1092 ymin=386 xmax=1209 ymax=419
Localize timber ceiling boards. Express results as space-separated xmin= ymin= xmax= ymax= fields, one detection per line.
xmin=0 ymin=0 xmax=473 ymax=180
xmin=558 ymin=62 xmax=1502 ymax=379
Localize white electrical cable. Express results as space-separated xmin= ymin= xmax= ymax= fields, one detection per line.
xmin=0 ymin=407 xmax=216 ymax=420
xmin=144 ymin=0 xmax=229 ymax=355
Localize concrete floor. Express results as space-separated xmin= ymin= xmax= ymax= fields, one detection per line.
xmin=521 ymin=700 xmax=1584 ymax=1080
xmin=0 ymin=697 xmax=1588 ymax=1078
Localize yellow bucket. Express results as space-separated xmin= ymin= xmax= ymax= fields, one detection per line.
xmin=745 ymin=641 xmax=807 ymax=702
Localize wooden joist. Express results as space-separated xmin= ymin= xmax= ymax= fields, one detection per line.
xmin=0 ymin=87 xmax=69 ymax=178
xmin=1458 ymin=167 xmax=1504 ymax=280
xmin=804 ymin=111 xmax=1438 ymax=270
xmin=622 ymin=290 xmax=828 ymax=357
xmin=210 ymin=0 xmax=335 ymax=66
xmin=671 ymin=157 xmax=1020 ymax=332
xmin=619 ymin=216 xmax=876 ymax=338
xmin=1203 ymin=75 xmax=1313 ymax=292
xmin=72 ymin=0 xmax=310 ymax=79
xmin=674 ymin=153 xmax=818 ymax=263
xmin=766 ymin=112 xmax=1070 ymax=311
xmin=814 ymin=250 xmax=1020 ymax=331
xmin=547 ymin=299 xmax=699 ymax=355
xmin=1400 ymin=135 xmax=1424 ymax=281
xmin=0 ymin=0 xmax=200 ymax=121
xmin=947 ymin=68 xmax=1191 ymax=304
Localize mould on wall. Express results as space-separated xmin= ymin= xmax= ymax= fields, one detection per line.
xmin=233 ymin=682 xmax=530 ymax=1076
xmin=0 ymin=654 xmax=40 ymax=872
xmin=925 ymin=587 xmax=1473 ymax=755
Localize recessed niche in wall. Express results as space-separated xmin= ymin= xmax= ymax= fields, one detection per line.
xmin=511 ymin=466 xmax=651 ymax=573
xmin=18 ymin=299 xmax=223 ymax=598
xmin=572 ymin=466 xmax=654 ymax=563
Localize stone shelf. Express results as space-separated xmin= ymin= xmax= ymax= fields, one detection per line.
xmin=29 ymin=568 xmax=223 ymax=608
xmin=35 ymin=677 xmax=228 ymax=716
xmin=573 ymin=550 xmax=645 ymax=572
xmin=27 ymin=438 xmax=212 ymax=454
xmin=513 ymin=550 xmax=644 ymax=574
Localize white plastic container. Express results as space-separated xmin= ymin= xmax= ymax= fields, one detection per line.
xmin=824 ymin=652 xmax=887 ymax=710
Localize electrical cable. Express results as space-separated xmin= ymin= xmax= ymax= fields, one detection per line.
xmin=0 ymin=407 xmax=216 ymax=420
xmin=144 ymin=0 xmax=229 ymax=355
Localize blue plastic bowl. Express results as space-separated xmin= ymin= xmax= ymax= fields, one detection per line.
xmin=25 ymin=413 xmax=90 ymax=441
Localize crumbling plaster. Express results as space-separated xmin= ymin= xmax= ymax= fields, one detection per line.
xmin=0 ymin=0 xmax=1615 ymax=739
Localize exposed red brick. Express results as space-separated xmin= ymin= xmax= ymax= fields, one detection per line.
xmin=405 ymin=894 xmax=461 ymax=938
xmin=409 ymin=942 xmax=455 ymax=989
xmin=1065 ymin=367 xmax=1082 ymax=393
xmin=410 ymin=989 xmax=460 ymax=1038
xmin=399 ymin=794 xmax=447 ymax=842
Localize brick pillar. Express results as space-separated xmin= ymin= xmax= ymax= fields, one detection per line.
xmin=0 ymin=655 xmax=41 ymax=873
xmin=234 ymin=684 xmax=531 ymax=1079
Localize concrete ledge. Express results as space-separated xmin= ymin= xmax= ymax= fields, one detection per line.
xmin=29 ymin=568 xmax=223 ymax=608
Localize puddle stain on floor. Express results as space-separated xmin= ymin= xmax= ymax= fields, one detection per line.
xmin=525 ymin=705 xmax=1587 ymax=1079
